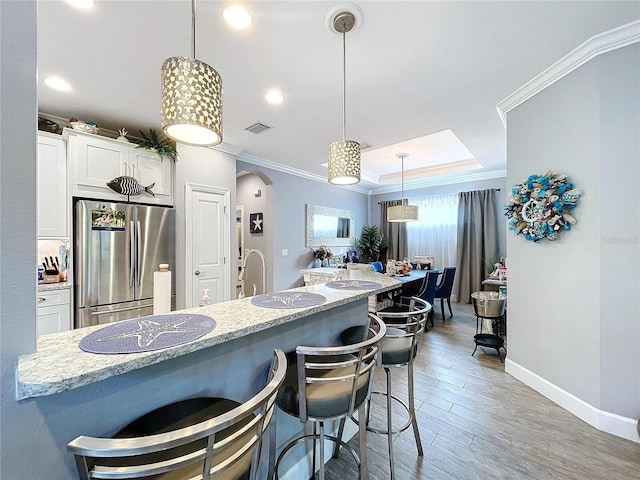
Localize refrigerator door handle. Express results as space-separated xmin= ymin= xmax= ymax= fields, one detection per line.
xmin=136 ymin=221 xmax=142 ymax=286
xmin=129 ymin=220 xmax=136 ymax=287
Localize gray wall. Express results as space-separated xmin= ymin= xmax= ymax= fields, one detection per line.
xmin=237 ymin=160 xmax=369 ymax=291
xmin=0 ymin=1 xmax=40 ymax=477
xmin=506 ymin=44 xmax=639 ymax=420
xmin=370 ymin=177 xmax=508 ymax=260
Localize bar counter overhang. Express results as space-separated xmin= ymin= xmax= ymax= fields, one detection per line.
xmin=16 ymin=270 xmax=401 ymax=478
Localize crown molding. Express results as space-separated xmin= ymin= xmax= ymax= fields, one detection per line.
xmin=496 ymin=20 xmax=640 ymax=126
xmin=236 ymin=152 xmax=371 ymax=194
xmin=238 ymin=152 xmax=505 ymax=196
xmin=368 ymin=169 xmax=507 ymax=195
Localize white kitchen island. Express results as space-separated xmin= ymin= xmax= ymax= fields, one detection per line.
xmin=16 ymin=270 xmax=400 ymax=479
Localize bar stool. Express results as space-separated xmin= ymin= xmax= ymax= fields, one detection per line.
xmin=67 ymin=349 xmax=287 ymax=480
xmin=342 ymin=297 xmax=431 ymax=480
xmin=274 ymin=314 xmax=387 ymax=480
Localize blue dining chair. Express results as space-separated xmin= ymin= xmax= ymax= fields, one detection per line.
xmin=370 ymin=261 xmax=384 ymax=272
xmin=434 ymin=266 xmax=456 ymax=321
xmin=397 ymin=270 xmax=440 ymax=326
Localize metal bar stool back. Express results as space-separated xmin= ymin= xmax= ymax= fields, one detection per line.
xmin=349 ymin=297 xmax=431 ymax=480
xmin=274 ymin=314 xmax=387 ymax=480
xmin=67 ymin=349 xmax=287 ymax=480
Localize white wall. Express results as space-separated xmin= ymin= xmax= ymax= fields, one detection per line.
xmin=505 ymin=43 xmax=639 ymax=441
xmin=174 ymin=144 xmax=237 ymax=308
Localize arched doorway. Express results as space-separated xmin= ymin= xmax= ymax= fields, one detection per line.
xmin=236 ymin=170 xmax=274 ymax=296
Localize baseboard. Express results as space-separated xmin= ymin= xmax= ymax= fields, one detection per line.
xmin=505 ymin=359 xmax=640 ymax=443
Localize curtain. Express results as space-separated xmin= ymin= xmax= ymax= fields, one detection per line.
xmin=406 ymin=194 xmax=459 ymax=269
xmin=380 ymin=200 xmax=408 ymax=261
xmin=455 ymin=189 xmax=499 ymax=303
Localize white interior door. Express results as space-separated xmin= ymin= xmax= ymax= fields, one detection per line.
xmin=185 ymin=184 xmax=230 ymax=307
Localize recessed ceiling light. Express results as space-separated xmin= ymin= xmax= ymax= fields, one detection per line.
xmin=265 ymin=90 xmax=284 ymax=105
xmin=223 ymin=6 xmax=252 ymax=30
xmin=64 ymin=0 xmax=95 ymax=9
xmin=44 ymin=76 xmax=73 ymax=92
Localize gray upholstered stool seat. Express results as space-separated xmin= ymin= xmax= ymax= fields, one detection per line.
xmin=276 ymin=352 xmax=371 ymax=420
xmin=68 ymin=349 xmax=287 ymax=480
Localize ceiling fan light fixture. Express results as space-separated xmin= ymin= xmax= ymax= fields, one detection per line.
xmin=161 ymin=0 xmax=223 ymax=147
xmin=387 ymin=153 xmax=419 ymax=222
xmin=327 ymin=7 xmax=361 ymax=185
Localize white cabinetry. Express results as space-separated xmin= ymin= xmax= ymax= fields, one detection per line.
xmin=65 ymin=129 xmax=174 ymax=205
xmin=37 ymin=289 xmax=71 ymax=336
xmin=37 ymin=133 xmax=67 ymax=237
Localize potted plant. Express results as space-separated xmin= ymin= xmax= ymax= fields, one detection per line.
xmin=354 ymin=225 xmax=388 ymax=263
xmin=131 ymin=128 xmax=178 ymax=162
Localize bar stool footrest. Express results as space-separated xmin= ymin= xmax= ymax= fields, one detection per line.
xmin=274 ymin=433 xmax=361 ymax=480
xmin=365 ymin=390 xmax=413 ymax=435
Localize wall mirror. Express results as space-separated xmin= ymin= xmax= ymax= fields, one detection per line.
xmin=306 ymin=204 xmax=354 ymax=247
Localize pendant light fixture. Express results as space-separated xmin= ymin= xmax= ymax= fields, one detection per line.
xmin=161 ymin=0 xmax=222 ymax=146
xmin=328 ymin=8 xmax=361 ymax=185
xmin=388 ymin=153 xmax=419 ymax=222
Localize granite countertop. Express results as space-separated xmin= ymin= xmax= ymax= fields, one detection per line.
xmin=17 ymin=270 xmax=400 ymax=400
xmin=37 ymin=281 xmax=71 ymax=292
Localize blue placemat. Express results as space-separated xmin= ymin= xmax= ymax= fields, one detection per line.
xmin=250 ymin=292 xmax=327 ymax=309
xmin=325 ymin=280 xmax=383 ymax=290
xmin=79 ymin=314 xmax=216 ymax=354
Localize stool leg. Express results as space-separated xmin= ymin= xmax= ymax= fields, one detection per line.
xmin=267 ymin=412 xmax=277 ymax=480
xmin=357 ymin=403 xmax=370 ymax=480
xmin=318 ymin=421 xmax=325 ymax=480
xmin=309 ymin=422 xmax=317 ymax=480
xmin=385 ymin=367 xmax=395 ymax=480
xmin=332 ymin=418 xmax=346 ymax=458
xmin=407 ymin=362 xmax=423 ymax=456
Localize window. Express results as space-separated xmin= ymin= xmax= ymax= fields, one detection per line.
xmin=406 ymin=194 xmax=459 ymax=268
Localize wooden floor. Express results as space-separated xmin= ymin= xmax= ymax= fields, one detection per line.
xmin=322 ymin=302 xmax=640 ymax=480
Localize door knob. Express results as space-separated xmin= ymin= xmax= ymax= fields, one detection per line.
xmin=194 ymin=270 xmax=206 ymax=276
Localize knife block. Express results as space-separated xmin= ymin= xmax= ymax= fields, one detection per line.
xmin=43 ymin=274 xmax=60 ymax=283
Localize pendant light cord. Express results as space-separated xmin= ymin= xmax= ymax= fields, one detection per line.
xmin=401 ymin=155 xmax=405 ymax=204
xmin=191 ymin=0 xmax=196 ymax=58
xmin=342 ymin=29 xmax=347 ymax=141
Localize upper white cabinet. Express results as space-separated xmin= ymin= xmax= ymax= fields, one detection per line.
xmin=37 ymin=133 xmax=67 ymax=237
xmin=64 ymin=129 xmax=174 ymax=206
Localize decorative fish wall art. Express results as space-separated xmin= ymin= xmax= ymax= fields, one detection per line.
xmin=107 ymin=176 xmax=155 ymax=200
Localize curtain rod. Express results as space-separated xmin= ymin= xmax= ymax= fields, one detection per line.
xmin=378 ymin=188 xmax=500 ymax=204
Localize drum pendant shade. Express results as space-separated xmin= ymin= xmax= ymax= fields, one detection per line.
xmin=160 ymin=0 xmax=223 ymax=147
xmin=388 ymin=153 xmax=419 ymax=222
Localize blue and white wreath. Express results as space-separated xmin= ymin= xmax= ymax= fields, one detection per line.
xmin=504 ymin=171 xmax=582 ymax=242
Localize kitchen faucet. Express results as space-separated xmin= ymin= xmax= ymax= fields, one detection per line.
xmin=238 ymin=248 xmax=267 ymax=296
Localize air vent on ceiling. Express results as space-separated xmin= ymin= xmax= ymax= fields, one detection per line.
xmin=359 ymin=142 xmax=373 ymax=150
xmin=244 ymin=122 xmax=272 ymax=134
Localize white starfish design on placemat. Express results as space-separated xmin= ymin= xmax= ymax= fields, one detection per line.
xmin=265 ymin=293 xmax=306 ymax=307
xmin=96 ymin=318 xmax=201 ymax=348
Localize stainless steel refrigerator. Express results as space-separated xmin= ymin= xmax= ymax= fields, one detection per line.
xmin=74 ymin=199 xmax=175 ymax=328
